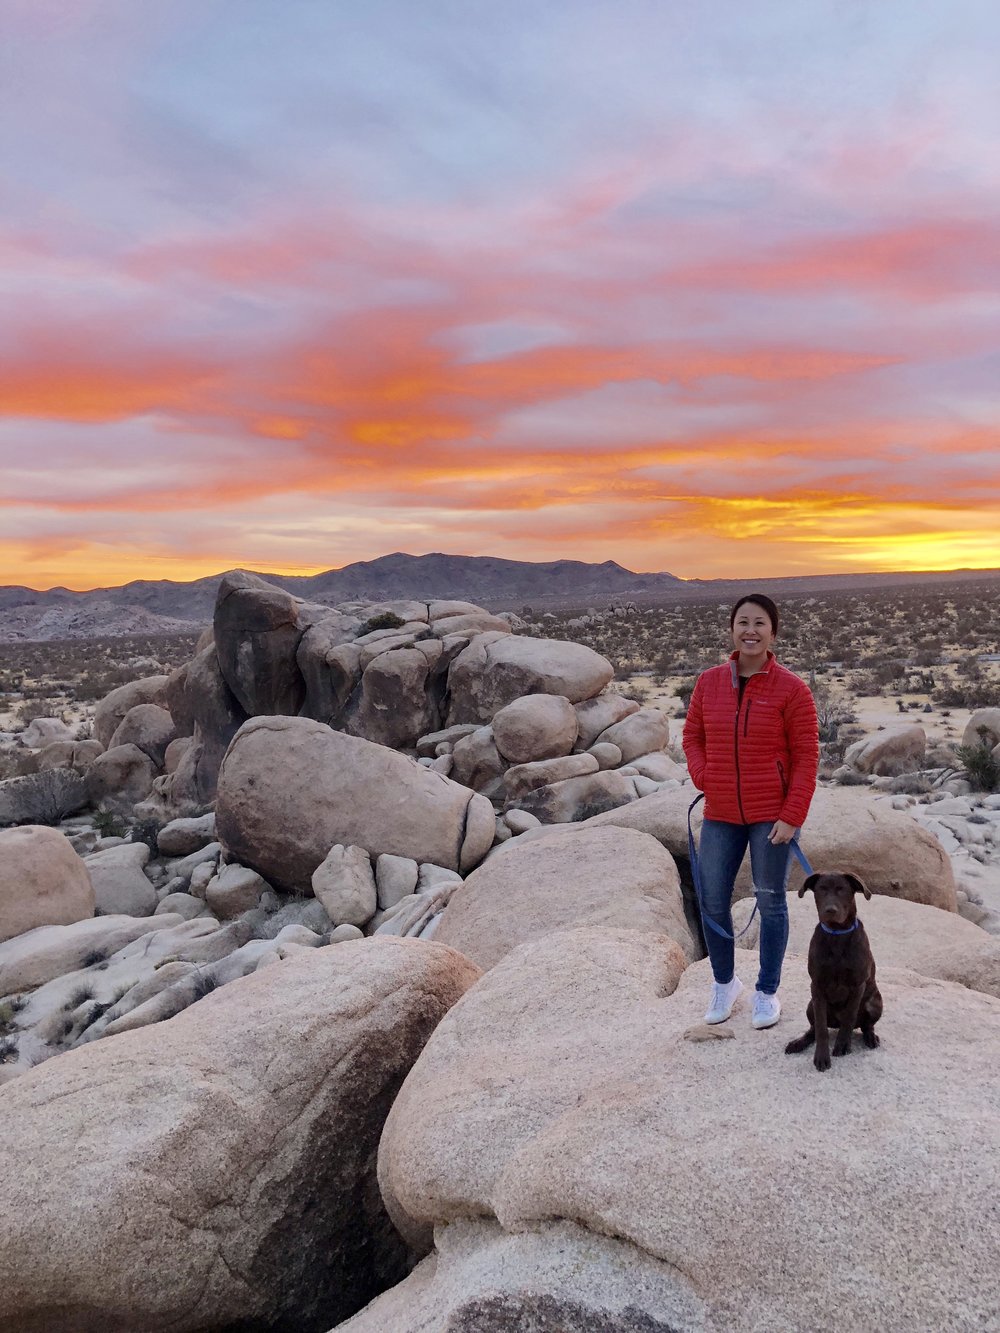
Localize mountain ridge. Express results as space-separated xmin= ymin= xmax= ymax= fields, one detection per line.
xmin=1 ymin=551 xmax=999 ymax=641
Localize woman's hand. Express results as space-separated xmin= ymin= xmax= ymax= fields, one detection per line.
xmin=768 ymin=819 xmax=797 ymax=845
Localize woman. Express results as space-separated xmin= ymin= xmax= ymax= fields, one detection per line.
xmin=682 ymin=594 xmax=819 ymax=1029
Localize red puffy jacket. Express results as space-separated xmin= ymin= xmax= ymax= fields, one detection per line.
xmin=682 ymin=650 xmax=818 ymax=827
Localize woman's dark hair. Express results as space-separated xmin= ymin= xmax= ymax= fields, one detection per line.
xmin=729 ymin=593 xmax=779 ymax=635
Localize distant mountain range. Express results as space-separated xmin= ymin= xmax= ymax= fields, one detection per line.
xmin=1 ymin=551 xmax=998 ymax=641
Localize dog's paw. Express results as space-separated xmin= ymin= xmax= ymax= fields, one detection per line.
xmin=813 ymin=1051 xmax=831 ymax=1072
xmin=832 ymin=1038 xmax=852 ymax=1058
xmin=862 ymin=1030 xmax=880 ymax=1049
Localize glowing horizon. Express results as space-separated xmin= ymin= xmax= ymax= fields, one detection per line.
xmin=3 ymin=2 xmax=999 ymax=590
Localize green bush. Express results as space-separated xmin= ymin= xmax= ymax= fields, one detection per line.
xmin=956 ymin=731 xmax=1000 ymax=792
xmin=357 ymin=611 xmax=406 ymax=636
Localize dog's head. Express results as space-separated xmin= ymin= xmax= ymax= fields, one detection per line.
xmin=799 ymin=871 xmax=871 ymax=928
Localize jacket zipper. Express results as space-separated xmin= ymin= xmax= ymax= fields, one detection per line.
xmin=743 ymin=700 xmax=752 ymax=737
xmin=734 ymin=681 xmax=748 ymax=822
xmin=777 ymin=759 xmax=787 ymax=795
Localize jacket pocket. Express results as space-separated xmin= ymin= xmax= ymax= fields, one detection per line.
xmin=776 ymin=759 xmax=788 ymax=795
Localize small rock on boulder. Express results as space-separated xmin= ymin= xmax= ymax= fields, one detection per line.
xmin=312 ymin=845 xmax=378 ymax=927
xmin=594 ymin=706 xmax=671 ymax=763
xmin=491 ymin=694 xmax=579 ymax=764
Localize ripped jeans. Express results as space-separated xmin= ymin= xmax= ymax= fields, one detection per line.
xmin=697 ymin=818 xmax=794 ymax=995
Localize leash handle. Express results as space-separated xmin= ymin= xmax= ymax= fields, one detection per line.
xmin=687 ymin=794 xmax=812 ymax=941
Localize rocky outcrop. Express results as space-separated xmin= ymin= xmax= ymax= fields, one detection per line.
xmin=213 ymin=570 xmax=307 ymax=716
xmin=346 ymin=646 xmax=439 ymax=750
xmin=215 ymin=716 xmax=496 ymax=890
xmin=0 ymin=826 xmax=94 ymax=943
xmin=374 ymin=929 xmax=1000 ymax=1331
xmin=160 ymin=645 xmax=247 ymax=804
xmin=0 ymin=939 xmax=480 ymax=1332
xmin=435 ymin=827 xmax=695 ymax=970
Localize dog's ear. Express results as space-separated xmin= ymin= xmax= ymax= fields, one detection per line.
xmin=844 ymin=873 xmax=871 ymax=900
xmin=799 ymin=873 xmax=821 ymax=898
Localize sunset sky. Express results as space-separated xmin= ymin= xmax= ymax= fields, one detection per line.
xmin=3 ymin=0 xmax=999 ymax=590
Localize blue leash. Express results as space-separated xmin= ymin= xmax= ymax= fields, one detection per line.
xmin=687 ymin=793 xmax=814 ymax=942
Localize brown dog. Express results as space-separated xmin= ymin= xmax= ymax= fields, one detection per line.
xmin=784 ymin=872 xmax=883 ymax=1072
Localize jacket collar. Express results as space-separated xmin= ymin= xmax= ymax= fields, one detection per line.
xmin=728 ymin=649 xmax=776 ymax=689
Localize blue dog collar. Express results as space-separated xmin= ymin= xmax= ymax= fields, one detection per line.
xmin=819 ymin=919 xmax=860 ymax=936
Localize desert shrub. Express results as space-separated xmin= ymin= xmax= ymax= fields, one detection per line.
xmin=65 ymin=985 xmax=94 ymax=1010
xmin=129 ymin=817 xmax=164 ymax=853
xmin=0 ymin=1037 xmax=17 ymax=1063
xmin=615 ymin=682 xmax=650 ymax=705
xmin=13 ymin=699 xmax=64 ymax=727
xmin=92 ymin=808 xmax=128 ymax=839
xmin=956 ymin=732 xmax=1000 ymax=793
xmin=191 ymin=972 xmax=218 ymax=1001
xmin=933 ymin=681 xmax=999 ymax=709
xmin=673 ymin=677 xmax=697 ymax=710
xmin=357 ymin=611 xmax=406 ymax=636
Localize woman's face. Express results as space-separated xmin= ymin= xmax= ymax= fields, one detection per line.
xmin=731 ymin=602 xmax=776 ymax=662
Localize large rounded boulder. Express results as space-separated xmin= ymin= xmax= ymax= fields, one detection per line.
xmin=0 ymin=826 xmax=94 ymax=943
xmin=0 ymin=938 xmax=480 ymax=1332
xmin=569 ymin=786 xmax=958 ymax=912
xmin=215 ymin=716 xmax=496 ymax=891
xmin=435 ymin=825 xmax=696 ymax=970
xmin=447 ymin=634 xmax=613 ymax=725
xmin=372 ymin=929 xmax=1000 ymax=1331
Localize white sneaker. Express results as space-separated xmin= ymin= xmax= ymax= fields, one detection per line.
xmin=705 ymin=976 xmax=744 ymax=1024
xmin=751 ymin=990 xmax=781 ymax=1029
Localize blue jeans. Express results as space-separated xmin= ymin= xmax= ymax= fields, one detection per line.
xmin=697 ymin=819 xmax=794 ymax=995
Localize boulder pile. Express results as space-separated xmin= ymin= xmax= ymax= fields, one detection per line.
xmin=0 ymin=580 xmax=997 ymax=1329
